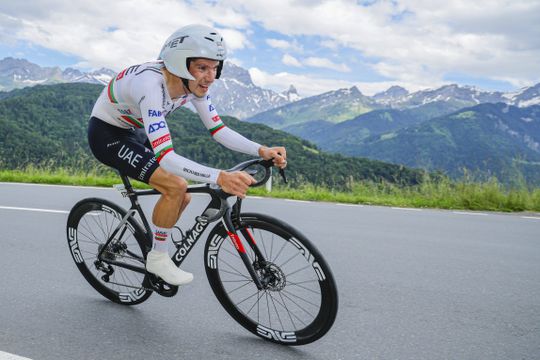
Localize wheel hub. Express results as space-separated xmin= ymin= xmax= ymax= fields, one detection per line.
xmin=256 ymin=261 xmax=286 ymax=291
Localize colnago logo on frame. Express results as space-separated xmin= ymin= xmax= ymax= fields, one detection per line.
xmin=174 ymin=218 xmax=208 ymax=264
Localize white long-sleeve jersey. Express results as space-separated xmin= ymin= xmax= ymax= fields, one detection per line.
xmin=90 ymin=61 xmax=261 ymax=183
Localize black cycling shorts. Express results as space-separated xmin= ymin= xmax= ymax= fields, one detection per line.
xmin=88 ymin=117 xmax=160 ymax=184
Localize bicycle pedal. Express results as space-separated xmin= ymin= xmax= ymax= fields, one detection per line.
xmin=143 ymin=273 xmax=179 ymax=297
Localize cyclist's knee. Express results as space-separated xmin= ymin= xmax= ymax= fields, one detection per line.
xmin=154 ymin=173 xmax=187 ymax=200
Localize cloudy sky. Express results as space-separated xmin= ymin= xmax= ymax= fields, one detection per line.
xmin=1 ymin=0 xmax=539 ymax=96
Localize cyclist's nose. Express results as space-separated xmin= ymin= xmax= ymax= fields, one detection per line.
xmin=205 ymin=71 xmax=216 ymax=83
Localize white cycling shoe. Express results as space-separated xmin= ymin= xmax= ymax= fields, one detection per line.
xmin=146 ymin=250 xmax=194 ymax=286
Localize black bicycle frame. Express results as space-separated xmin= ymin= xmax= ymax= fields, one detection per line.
xmin=96 ymin=172 xmax=269 ymax=290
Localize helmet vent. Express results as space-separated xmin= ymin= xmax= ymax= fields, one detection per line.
xmin=204 ymin=37 xmax=215 ymax=42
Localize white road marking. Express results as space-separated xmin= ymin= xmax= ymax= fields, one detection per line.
xmin=0 ymin=206 xmax=68 ymax=214
xmin=0 ymin=351 xmax=33 ymax=360
xmin=285 ymin=199 xmax=311 ymax=203
xmin=0 ymin=181 xmax=110 ymax=190
xmin=391 ymin=207 xmax=422 ymax=211
xmin=453 ymin=211 xmax=488 ymax=216
xmin=522 ymin=216 xmax=540 ymax=220
xmin=337 ymin=203 xmax=363 ymax=207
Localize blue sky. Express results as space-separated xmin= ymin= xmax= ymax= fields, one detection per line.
xmin=1 ymin=0 xmax=539 ymax=96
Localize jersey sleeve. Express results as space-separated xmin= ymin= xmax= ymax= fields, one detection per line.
xmin=134 ymin=78 xmax=221 ymax=183
xmin=191 ymin=94 xmax=262 ymax=156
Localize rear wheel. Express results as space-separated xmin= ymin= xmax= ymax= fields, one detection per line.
xmin=66 ymin=198 xmax=152 ymax=305
xmin=204 ymin=213 xmax=338 ymax=345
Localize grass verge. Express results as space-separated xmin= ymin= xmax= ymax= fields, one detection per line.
xmin=1 ymin=168 xmax=539 ymax=212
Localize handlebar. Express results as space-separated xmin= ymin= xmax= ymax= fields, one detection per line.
xmin=226 ymin=158 xmax=287 ymax=186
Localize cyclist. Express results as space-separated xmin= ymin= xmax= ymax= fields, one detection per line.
xmin=88 ymin=24 xmax=287 ymax=286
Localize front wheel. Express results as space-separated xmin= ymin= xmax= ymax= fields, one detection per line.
xmin=204 ymin=213 xmax=338 ymax=345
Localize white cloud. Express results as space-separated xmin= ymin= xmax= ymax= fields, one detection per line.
xmin=219 ymin=28 xmax=252 ymax=51
xmin=266 ymin=38 xmax=302 ymax=52
xmin=248 ymin=66 xmax=430 ymax=97
xmin=0 ymin=0 xmax=252 ymax=71
xmin=282 ymin=54 xmax=302 ymax=67
xmin=267 ymin=39 xmax=290 ymax=50
xmin=304 ymin=57 xmax=351 ymax=72
xmin=1 ymin=0 xmax=539 ymax=88
xmin=226 ymin=0 xmax=540 ymax=86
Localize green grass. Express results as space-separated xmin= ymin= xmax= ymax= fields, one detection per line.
xmin=1 ymin=167 xmax=539 ymax=212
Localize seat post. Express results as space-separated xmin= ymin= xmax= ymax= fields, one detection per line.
xmin=120 ymin=174 xmax=134 ymax=192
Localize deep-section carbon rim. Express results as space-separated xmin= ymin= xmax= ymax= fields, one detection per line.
xmin=67 ymin=198 xmax=151 ymax=305
xmin=205 ymin=213 xmax=338 ymax=345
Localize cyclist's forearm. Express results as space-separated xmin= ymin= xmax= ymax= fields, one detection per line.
xmin=212 ymin=126 xmax=261 ymax=156
xmin=159 ymin=151 xmax=220 ymax=183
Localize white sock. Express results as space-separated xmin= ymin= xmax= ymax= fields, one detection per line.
xmin=152 ymin=225 xmax=171 ymax=253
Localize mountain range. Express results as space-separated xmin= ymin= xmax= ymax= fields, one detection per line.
xmin=247 ymin=83 xmax=540 ymax=130
xmin=0 ymin=57 xmax=115 ymax=88
xmin=0 ymin=57 xmax=299 ymax=119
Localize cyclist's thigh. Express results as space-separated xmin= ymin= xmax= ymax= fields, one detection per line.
xmin=88 ymin=117 xmax=159 ymax=183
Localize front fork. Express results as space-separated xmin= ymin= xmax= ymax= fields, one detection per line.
xmin=222 ymin=199 xmax=268 ymax=290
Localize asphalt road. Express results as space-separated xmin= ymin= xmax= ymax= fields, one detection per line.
xmin=1 ymin=182 xmax=539 ymax=360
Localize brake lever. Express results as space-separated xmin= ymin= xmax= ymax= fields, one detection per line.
xmin=279 ymin=168 xmax=288 ymax=184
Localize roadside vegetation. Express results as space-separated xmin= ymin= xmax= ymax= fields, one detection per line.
xmin=1 ymin=167 xmax=539 ymax=212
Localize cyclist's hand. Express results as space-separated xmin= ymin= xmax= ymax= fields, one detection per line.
xmin=258 ymin=146 xmax=287 ymax=169
xmin=217 ymin=171 xmax=256 ymax=198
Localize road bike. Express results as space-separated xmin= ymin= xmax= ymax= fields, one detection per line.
xmin=66 ymin=158 xmax=338 ymax=345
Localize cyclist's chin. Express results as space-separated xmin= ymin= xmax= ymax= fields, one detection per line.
xmin=193 ymin=85 xmax=210 ymax=97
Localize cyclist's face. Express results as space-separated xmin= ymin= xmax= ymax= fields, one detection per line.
xmin=188 ymin=58 xmax=219 ymax=97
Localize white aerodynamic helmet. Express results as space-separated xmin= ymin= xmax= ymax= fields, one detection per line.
xmin=158 ymin=24 xmax=227 ymax=81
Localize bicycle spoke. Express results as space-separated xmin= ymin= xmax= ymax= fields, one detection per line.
xmin=284 ymin=264 xmax=312 ymax=278
xmin=219 ymin=258 xmax=251 ymax=279
xmin=268 ymin=291 xmax=285 ymax=331
xmin=282 ymin=289 xmax=320 ymax=309
xmin=235 ymin=290 xmax=261 ymax=307
xmin=219 ymin=268 xmax=252 ymax=280
xmin=271 ymin=237 xmax=289 ymax=264
xmin=275 ymin=291 xmax=307 ymax=327
xmin=227 ymin=279 xmax=255 ymax=294
xmin=266 ymin=291 xmax=272 ymax=328
xmin=80 ymin=219 xmax=103 ymax=245
xmin=246 ymin=291 xmax=266 ymax=316
xmin=287 ymin=281 xmax=320 ymax=295
xmin=278 ymin=251 xmax=301 ymax=269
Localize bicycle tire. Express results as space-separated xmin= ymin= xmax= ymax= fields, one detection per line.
xmin=204 ymin=213 xmax=338 ymax=345
xmin=66 ymin=198 xmax=152 ymax=305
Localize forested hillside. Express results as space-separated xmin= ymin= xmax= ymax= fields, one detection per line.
xmin=0 ymin=83 xmax=425 ymax=189
xmin=351 ymin=103 xmax=540 ymax=185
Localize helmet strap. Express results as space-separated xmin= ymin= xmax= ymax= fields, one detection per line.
xmin=182 ymin=78 xmax=191 ymax=93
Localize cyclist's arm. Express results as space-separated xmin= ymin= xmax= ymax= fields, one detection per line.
xmin=136 ymin=85 xmax=221 ymax=184
xmin=191 ymin=95 xmax=262 ymax=156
